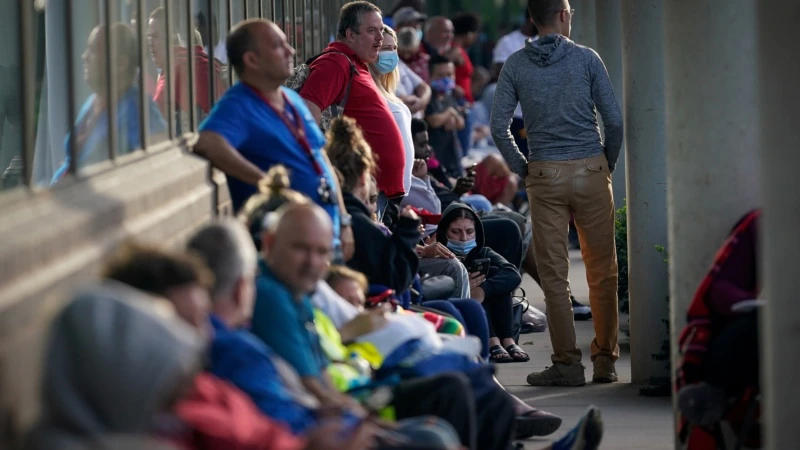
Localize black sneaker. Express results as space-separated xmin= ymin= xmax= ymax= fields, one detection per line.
xmin=572 ymin=296 xmax=592 ymax=321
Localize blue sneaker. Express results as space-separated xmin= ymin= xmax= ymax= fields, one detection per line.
xmin=552 ymin=405 xmax=603 ymax=450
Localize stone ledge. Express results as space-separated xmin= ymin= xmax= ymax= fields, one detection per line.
xmin=0 ymin=144 xmax=216 ymax=440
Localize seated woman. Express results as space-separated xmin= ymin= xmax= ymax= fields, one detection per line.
xmin=437 ymin=202 xmax=529 ymax=363
xmin=325 ymin=117 xmax=494 ymax=356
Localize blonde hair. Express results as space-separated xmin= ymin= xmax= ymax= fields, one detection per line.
xmin=371 ymin=25 xmax=401 ymax=104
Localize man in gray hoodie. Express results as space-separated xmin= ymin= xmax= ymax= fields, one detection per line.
xmin=490 ymin=0 xmax=623 ymax=387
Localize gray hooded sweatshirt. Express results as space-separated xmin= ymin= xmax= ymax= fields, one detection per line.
xmin=490 ymin=34 xmax=623 ymax=176
xmin=23 ymin=282 xmax=205 ymax=450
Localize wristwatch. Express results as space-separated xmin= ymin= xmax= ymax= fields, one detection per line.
xmin=341 ymin=214 xmax=352 ymax=227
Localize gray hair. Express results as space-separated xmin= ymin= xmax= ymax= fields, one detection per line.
xmin=397 ymin=26 xmax=420 ymax=50
xmin=186 ymin=218 xmax=257 ymax=300
xmin=337 ymin=1 xmax=382 ymax=40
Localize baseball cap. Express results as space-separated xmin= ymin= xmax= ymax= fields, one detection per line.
xmin=393 ymin=7 xmax=427 ymax=27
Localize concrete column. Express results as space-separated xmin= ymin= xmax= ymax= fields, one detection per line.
xmin=758 ymin=3 xmax=800 ymax=448
xmin=569 ymin=0 xmax=596 ymax=50
xmin=664 ymin=0 xmax=760 ymax=443
xmin=621 ymin=0 xmax=669 ymax=385
xmin=595 ymin=0 xmax=625 ymax=209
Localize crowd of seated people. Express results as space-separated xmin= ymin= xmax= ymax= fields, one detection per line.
xmin=19 ymin=2 xmax=619 ymax=449
xmin=23 ymin=164 xmax=606 ymax=449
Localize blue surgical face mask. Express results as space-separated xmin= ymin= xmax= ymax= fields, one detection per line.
xmin=375 ymin=50 xmax=399 ymax=74
xmin=447 ymin=238 xmax=477 ymax=255
xmin=431 ymin=77 xmax=456 ymax=94
xmin=416 ymin=28 xmax=424 ymax=42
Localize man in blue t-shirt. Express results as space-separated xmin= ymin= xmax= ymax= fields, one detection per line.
xmin=194 ymin=19 xmax=353 ymax=261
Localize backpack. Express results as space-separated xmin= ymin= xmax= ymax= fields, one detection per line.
xmin=284 ymin=50 xmax=358 ymax=131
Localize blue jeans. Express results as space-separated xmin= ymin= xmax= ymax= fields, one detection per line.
xmin=423 ymin=298 xmax=490 ymax=359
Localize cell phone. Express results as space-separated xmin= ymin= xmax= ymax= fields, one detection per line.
xmin=467 ymin=258 xmax=491 ymax=276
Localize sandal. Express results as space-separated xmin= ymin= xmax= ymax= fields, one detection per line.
xmin=489 ymin=344 xmax=514 ymax=363
xmin=506 ymin=344 xmax=530 ymax=363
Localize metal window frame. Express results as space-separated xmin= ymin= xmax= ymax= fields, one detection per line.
xmin=104 ymin=0 xmax=119 ymax=161
xmin=19 ymin=1 xmax=34 ymax=185
xmin=137 ymin=0 xmax=150 ymax=149
xmin=206 ymin=0 xmax=217 ymax=107
xmin=186 ymin=0 xmax=197 ymax=131
xmin=227 ymin=0 xmax=234 ymax=86
xmin=164 ymin=0 xmax=177 ymax=138
xmin=65 ymin=0 xmax=78 ymax=176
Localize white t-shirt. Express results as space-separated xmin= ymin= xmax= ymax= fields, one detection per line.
xmin=492 ymin=31 xmax=538 ymax=119
xmin=311 ymin=280 xmax=359 ymax=329
xmin=388 ymin=99 xmax=415 ymax=196
xmin=397 ymin=61 xmax=425 ymax=119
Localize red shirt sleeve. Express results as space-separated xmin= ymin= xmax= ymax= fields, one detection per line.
xmin=174 ymin=373 xmax=307 ymax=450
xmin=298 ymin=54 xmax=350 ymax=111
xmin=455 ymin=47 xmax=474 ymax=103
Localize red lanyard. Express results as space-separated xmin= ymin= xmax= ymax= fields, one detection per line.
xmin=246 ymin=84 xmax=323 ymax=175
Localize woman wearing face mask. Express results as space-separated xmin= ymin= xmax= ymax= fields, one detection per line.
xmin=370 ymin=25 xmax=416 ymax=197
xmin=436 ymin=202 xmax=529 ymax=363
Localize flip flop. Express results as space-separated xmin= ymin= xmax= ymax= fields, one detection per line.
xmin=489 ymin=344 xmax=514 ymax=363
xmin=506 ymin=344 xmax=530 ymax=362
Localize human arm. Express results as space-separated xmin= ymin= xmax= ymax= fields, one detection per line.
xmin=304 ymin=100 xmax=323 ymax=124
xmin=479 ymin=249 xmax=522 ymax=297
xmin=194 ymin=131 xmax=265 ymax=186
xmin=299 ymin=54 xmax=349 ymax=125
xmin=589 ymin=51 xmax=624 ymax=173
xmin=320 ymin=151 xmax=355 ymax=261
xmin=412 ymin=81 xmax=432 ymax=112
xmin=301 ymin=375 xmax=366 ymax=416
xmin=490 ymin=62 xmax=528 ymax=177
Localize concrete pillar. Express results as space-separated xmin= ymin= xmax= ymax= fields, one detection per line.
xmin=595 ymin=0 xmax=625 ymax=209
xmin=569 ymin=0 xmax=596 ymax=50
xmin=664 ymin=0 xmax=760 ymax=443
xmin=758 ymin=3 xmax=800 ymax=448
xmin=621 ymin=0 xmax=669 ymax=385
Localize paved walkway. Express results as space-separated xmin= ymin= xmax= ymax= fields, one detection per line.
xmin=496 ymin=250 xmax=674 ymax=450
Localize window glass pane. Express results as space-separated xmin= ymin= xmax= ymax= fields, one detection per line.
xmin=262 ymin=0 xmax=274 ymax=21
xmin=66 ymin=1 xmax=113 ymax=178
xmin=246 ymin=0 xmax=261 ymax=19
xmin=0 ymin=2 xmax=23 ymax=190
xmin=215 ymin=0 xmax=231 ymax=86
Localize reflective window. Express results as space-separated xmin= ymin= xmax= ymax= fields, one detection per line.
xmin=3 ymin=0 xmax=343 ymax=193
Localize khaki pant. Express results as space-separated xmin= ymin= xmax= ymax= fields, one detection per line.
xmin=525 ymin=154 xmax=619 ymax=365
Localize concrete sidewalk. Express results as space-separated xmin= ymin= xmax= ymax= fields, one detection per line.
xmin=496 ymin=250 xmax=674 ymax=450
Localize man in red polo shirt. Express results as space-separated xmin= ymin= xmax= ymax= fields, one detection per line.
xmin=299 ymin=1 xmax=407 ymax=207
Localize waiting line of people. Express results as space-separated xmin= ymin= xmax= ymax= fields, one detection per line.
xmin=25 ymin=0 xmax=631 ymax=447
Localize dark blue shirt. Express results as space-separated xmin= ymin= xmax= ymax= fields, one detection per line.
xmin=208 ymin=315 xmax=318 ymax=434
